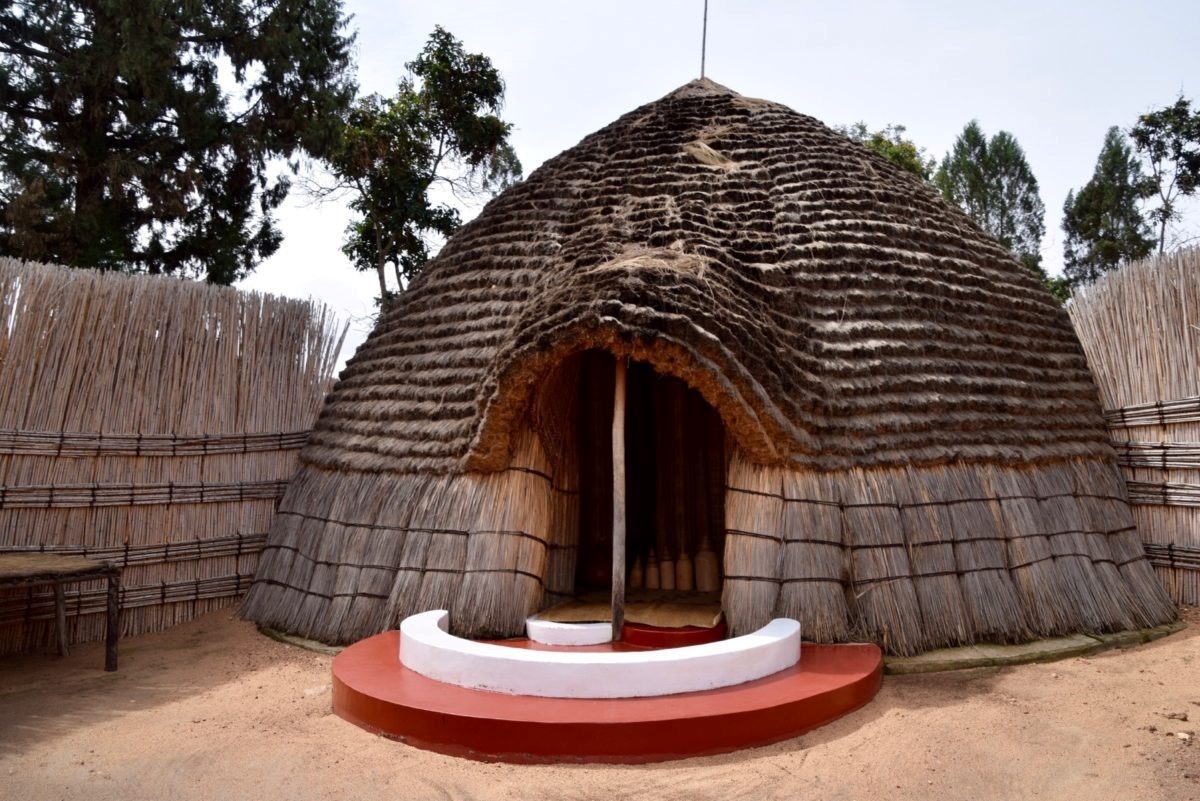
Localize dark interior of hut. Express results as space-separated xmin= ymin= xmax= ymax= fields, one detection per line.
xmin=572 ymin=350 xmax=727 ymax=613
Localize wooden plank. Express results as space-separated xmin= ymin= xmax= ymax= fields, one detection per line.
xmin=54 ymin=581 xmax=68 ymax=657
xmin=671 ymin=381 xmax=688 ymax=589
xmin=0 ymin=552 xmax=118 ymax=583
xmin=611 ymin=358 xmax=627 ymax=642
xmin=105 ymin=573 xmax=120 ymax=672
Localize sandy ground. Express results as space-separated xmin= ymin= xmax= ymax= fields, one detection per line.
xmin=2 ymin=608 xmax=1198 ymax=801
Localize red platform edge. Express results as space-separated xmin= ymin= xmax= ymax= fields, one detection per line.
xmin=620 ymin=618 xmax=727 ymax=648
xmin=332 ymin=631 xmax=883 ymax=764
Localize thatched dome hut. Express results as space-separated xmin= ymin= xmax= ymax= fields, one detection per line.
xmin=242 ymin=79 xmax=1175 ymax=655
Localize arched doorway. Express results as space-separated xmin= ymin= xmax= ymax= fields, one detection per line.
xmin=566 ymin=350 xmax=727 ymax=625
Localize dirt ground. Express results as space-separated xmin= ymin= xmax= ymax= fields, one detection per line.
xmin=2 ymin=608 xmax=1198 ymax=801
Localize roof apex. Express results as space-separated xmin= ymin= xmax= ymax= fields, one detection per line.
xmin=666 ymin=77 xmax=740 ymax=99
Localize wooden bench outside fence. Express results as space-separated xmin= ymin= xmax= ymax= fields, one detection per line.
xmin=0 ymin=554 xmax=121 ymax=671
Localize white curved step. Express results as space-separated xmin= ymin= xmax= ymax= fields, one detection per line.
xmin=525 ymin=617 xmax=613 ymax=646
xmin=399 ymin=610 xmax=801 ymax=699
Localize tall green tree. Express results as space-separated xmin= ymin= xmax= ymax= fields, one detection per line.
xmin=323 ymin=26 xmax=521 ymax=306
xmin=934 ymin=121 xmax=1047 ymax=278
xmin=0 ymin=0 xmax=355 ymax=283
xmin=837 ymin=122 xmax=935 ymax=181
xmin=1061 ymin=127 xmax=1155 ymax=288
xmin=1130 ymin=95 xmax=1200 ymax=254
xmin=935 ymin=120 xmax=991 ymax=228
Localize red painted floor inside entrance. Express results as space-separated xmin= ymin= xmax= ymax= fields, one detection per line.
xmin=622 ymin=619 xmax=727 ymax=648
xmin=332 ymin=631 xmax=883 ymax=763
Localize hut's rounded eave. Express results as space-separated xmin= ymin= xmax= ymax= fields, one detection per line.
xmin=465 ymin=317 xmax=797 ymax=472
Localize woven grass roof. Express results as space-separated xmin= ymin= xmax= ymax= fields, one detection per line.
xmin=306 ymin=78 xmax=1107 ymax=475
xmin=242 ymin=81 xmax=1175 ymax=653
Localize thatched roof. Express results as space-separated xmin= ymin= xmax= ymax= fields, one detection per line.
xmin=242 ymin=80 xmax=1175 ymax=654
xmin=306 ymin=78 xmax=1107 ymax=475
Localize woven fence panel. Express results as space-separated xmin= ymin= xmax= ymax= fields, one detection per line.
xmin=1070 ymin=247 xmax=1200 ymax=604
xmin=0 ymin=258 xmax=344 ymax=653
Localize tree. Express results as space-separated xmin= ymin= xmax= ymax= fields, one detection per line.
xmin=935 ymin=121 xmax=1047 ymax=279
xmin=837 ymin=122 xmax=935 ymax=180
xmin=323 ymin=27 xmax=521 ymax=306
xmin=1130 ymin=95 xmax=1200 ymax=254
xmin=1061 ymin=127 xmax=1155 ymax=287
xmin=935 ymin=120 xmax=992 ymax=228
xmin=0 ymin=0 xmax=355 ymax=283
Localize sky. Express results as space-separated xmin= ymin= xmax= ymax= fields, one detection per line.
xmin=239 ymin=0 xmax=1200 ymax=367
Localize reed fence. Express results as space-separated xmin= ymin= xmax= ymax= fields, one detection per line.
xmin=1070 ymin=247 xmax=1200 ymax=603
xmin=0 ymin=258 xmax=344 ymax=654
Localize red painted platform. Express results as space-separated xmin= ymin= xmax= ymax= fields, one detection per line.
xmin=332 ymin=631 xmax=883 ymax=763
xmin=513 ymin=620 xmax=726 ymax=651
xmin=622 ymin=618 xmax=727 ymax=648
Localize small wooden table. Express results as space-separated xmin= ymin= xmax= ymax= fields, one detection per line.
xmin=0 ymin=553 xmax=121 ymax=671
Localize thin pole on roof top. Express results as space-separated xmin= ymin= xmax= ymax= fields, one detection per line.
xmin=700 ymin=0 xmax=708 ymax=78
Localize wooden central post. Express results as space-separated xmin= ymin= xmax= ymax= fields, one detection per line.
xmin=611 ymin=357 xmax=627 ymax=642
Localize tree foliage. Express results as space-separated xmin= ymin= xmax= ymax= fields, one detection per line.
xmin=837 ymin=122 xmax=935 ymax=181
xmin=0 ymin=0 xmax=355 ymax=283
xmin=935 ymin=121 xmax=991 ymax=226
xmin=1130 ymin=95 xmax=1200 ymax=254
xmin=934 ymin=121 xmax=1047 ymax=278
xmin=323 ymin=26 xmax=521 ymax=306
xmin=1061 ymin=127 xmax=1154 ymax=288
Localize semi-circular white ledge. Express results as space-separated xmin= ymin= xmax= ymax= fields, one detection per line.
xmin=525 ymin=617 xmax=613 ymax=646
xmin=399 ymin=610 xmax=801 ymax=698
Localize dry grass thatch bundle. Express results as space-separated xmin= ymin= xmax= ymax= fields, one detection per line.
xmin=0 ymin=258 xmax=344 ymax=653
xmin=243 ymin=79 xmax=1175 ymax=655
xmin=1070 ymin=247 xmax=1200 ymax=604
xmin=719 ymin=454 xmax=1173 ymax=655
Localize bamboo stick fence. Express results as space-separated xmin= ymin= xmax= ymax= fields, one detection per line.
xmin=0 ymin=258 xmax=345 ymax=653
xmin=1070 ymin=247 xmax=1200 ymax=604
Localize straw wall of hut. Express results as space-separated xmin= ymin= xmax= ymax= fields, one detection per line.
xmin=243 ymin=79 xmax=1176 ymax=655
xmin=1070 ymin=247 xmax=1200 ymax=604
xmin=723 ymin=454 xmax=1170 ymax=654
xmin=247 ymin=424 xmax=570 ymax=644
xmin=0 ymin=258 xmax=344 ymax=654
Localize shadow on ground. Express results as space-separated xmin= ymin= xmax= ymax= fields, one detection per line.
xmin=0 ymin=609 xmax=321 ymax=755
